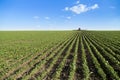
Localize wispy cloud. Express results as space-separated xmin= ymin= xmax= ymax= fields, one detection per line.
xmin=33 ymin=16 xmax=40 ymax=19
xmin=91 ymin=4 xmax=99 ymax=9
xmin=64 ymin=3 xmax=99 ymax=14
xmin=36 ymin=25 xmax=41 ymax=28
xmin=65 ymin=7 xmax=69 ymax=11
xmin=45 ymin=17 xmax=50 ymax=20
xmin=76 ymin=0 xmax=80 ymax=4
xmin=66 ymin=16 xmax=71 ymax=19
xmin=110 ymin=6 xmax=116 ymax=9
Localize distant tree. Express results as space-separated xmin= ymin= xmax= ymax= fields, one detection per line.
xmin=78 ymin=28 xmax=81 ymax=31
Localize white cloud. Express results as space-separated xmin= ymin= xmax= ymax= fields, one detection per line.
xmin=65 ymin=7 xmax=69 ymax=11
xmin=69 ymin=4 xmax=88 ymax=14
xmin=45 ymin=17 xmax=50 ymax=20
xmin=66 ymin=16 xmax=71 ymax=19
xmin=64 ymin=4 xmax=99 ymax=14
xmin=76 ymin=1 xmax=80 ymax=4
xmin=33 ymin=16 xmax=39 ymax=19
xmin=91 ymin=4 xmax=99 ymax=9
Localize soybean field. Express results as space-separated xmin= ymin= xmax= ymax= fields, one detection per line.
xmin=0 ymin=31 xmax=120 ymax=80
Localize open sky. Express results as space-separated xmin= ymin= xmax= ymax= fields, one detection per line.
xmin=0 ymin=0 xmax=120 ymax=30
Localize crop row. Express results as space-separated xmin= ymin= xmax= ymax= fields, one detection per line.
xmin=0 ymin=31 xmax=120 ymax=80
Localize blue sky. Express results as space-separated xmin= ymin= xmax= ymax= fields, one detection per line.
xmin=0 ymin=0 xmax=120 ymax=30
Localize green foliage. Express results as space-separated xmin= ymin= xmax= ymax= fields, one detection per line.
xmin=0 ymin=31 xmax=120 ymax=80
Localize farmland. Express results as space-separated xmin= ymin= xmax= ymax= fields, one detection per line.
xmin=0 ymin=31 xmax=120 ymax=80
